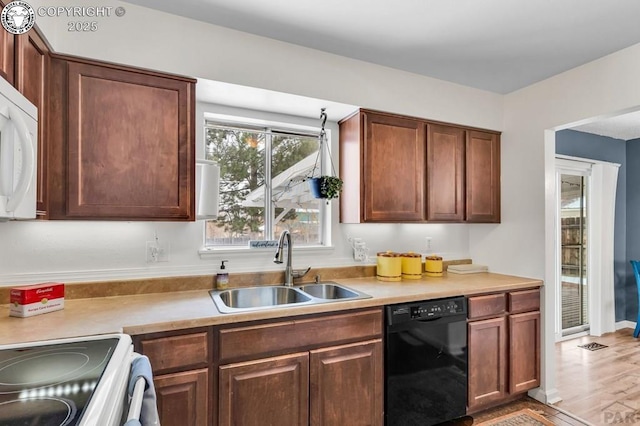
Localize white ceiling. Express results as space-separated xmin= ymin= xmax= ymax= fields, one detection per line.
xmin=571 ymin=111 xmax=640 ymax=141
xmin=124 ymin=0 xmax=640 ymax=138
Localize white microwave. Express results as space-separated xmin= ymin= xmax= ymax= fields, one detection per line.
xmin=0 ymin=76 xmax=37 ymax=221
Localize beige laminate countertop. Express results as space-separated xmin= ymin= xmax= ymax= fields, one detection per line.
xmin=0 ymin=272 xmax=541 ymax=346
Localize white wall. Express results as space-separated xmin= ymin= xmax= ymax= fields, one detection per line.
xmin=0 ymin=0 xmax=500 ymax=285
xmin=471 ymin=42 xmax=640 ymax=405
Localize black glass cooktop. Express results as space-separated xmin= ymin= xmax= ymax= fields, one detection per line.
xmin=0 ymin=338 xmax=119 ymax=426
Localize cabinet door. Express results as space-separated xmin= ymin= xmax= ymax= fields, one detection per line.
xmin=509 ymin=311 xmax=541 ymax=394
xmin=0 ymin=0 xmax=13 ymax=85
xmin=15 ymin=30 xmax=48 ymax=215
xmin=64 ymin=60 xmax=195 ymax=220
xmin=309 ymin=339 xmax=383 ymax=426
xmin=427 ymin=124 xmax=465 ymax=221
xmin=155 ymin=368 xmax=209 ymax=426
xmin=363 ymin=112 xmax=425 ymax=222
xmin=467 ymin=316 xmax=507 ymax=411
xmin=219 ymin=352 xmax=309 ymax=426
xmin=466 ymin=131 xmax=500 ymax=222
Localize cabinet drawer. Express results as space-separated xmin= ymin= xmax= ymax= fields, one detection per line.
xmin=468 ymin=293 xmax=506 ymax=319
xmin=218 ymin=308 xmax=383 ymax=363
xmin=140 ymin=331 xmax=209 ymax=373
xmin=509 ymin=288 xmax=540 ymax=314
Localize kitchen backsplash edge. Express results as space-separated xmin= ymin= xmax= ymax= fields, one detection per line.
xmin=0 ymin=259 xmax=472 ymax=303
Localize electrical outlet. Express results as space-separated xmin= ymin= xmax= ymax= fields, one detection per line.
xmin=146 ymin=241 xmax=170 ymax=263
xmin=425 ymin=237 xmax=433 ymax=252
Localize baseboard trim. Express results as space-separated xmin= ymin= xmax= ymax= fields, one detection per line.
xmin=616 ymin=320 xmax=635 ymax=331
xmin=528 ymin=387 xmax=562 ymax=405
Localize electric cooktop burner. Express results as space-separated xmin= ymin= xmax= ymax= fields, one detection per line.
xmin=0 ymin=338 xmax=119 ymax=426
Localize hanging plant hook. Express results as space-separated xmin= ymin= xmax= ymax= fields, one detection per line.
xmin=306 ymin=107 xmax=343 ymax=201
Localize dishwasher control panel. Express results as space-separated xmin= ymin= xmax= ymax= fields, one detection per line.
xmin=387 ymin=296 xmax=466 ymax=325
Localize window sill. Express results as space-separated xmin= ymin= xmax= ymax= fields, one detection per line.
xmin=198 ymin=245 xmax=335 ymax=259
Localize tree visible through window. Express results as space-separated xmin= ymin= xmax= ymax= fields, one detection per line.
xmin=204 ymin=122 xmax=323 ymax=247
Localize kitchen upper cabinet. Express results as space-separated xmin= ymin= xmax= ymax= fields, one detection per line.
xmin=0 ymin=33 xmax=13 ymax=85
xmin=427 ymin=124 xmax=465 ymax=221
xmin=47 ymin=54 xmax=196 ymax=220
xmin=219 ymin=353 xmax=310 ymax=426
xmin=466 ymin=130 xmax=500 ymax=222
xmin=15 ymin=29 xmax=49 ymax=216
xmin=340 ymin=110 xmax=426 ymax=222
xmin=339 ymin=109 xmax=500 ymax=223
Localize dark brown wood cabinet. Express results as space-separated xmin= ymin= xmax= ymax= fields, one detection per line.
xmin=340 ymin=111 xmax=425 ymax=222
xmin=466 ymin=131 xmax=500 ymax=222
xmin=0 ymin=0 xmax=13 ymax=85
xmin=310 ymin=340 xmax=383 ymax=426
xmin=135 ymin=309 xmax=383 ymax=426
xmin=339 ymin=109 xmax=500 ymax=223
xmin=467 ymin=288 xmax=541 ymax=413
xmin=133 ymin=328 xmax=212 ymax=426
xmin=47 ymin=54 xmax=196 ymax=220
xmin=155 ymin=369 xmax=209 ymax=426
xmin=508 ymin=311 xmax=540 ymax=394
xmin=15 ymin=29 xmax=49 ymax=215
xmin=468 ymin=316 xmax=508 ymax=410
xmin=427 ymin=124 xmax=465 ymax=221
xmin=216 ymin=308 xmax=384 ymax=426
xmin=219 ymin=353 xmax=310 ymax=426
xmin=0 ymin=31 xmax=13 ymax=84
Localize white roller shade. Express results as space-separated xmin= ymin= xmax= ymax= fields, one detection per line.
xmin=196 ymin=159 xmax=220 ymax=220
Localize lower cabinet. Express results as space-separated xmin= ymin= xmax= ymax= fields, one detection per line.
xmin=468 ymin=315 xmax=508 ymax=409
xmin=216 ymin=308 xmax=384 ymax=426
xmin=133 ymin=328 xmax=212 ymax=426
xmin=135 ymin=308 xmax=383 ymax=426
xmin=309 ymin=340 xmax=383 ymax=426
xmin=219 ymin=353 xmax=310 ymax=426
xmin=155 ymin=369 xmax=209 ymax=426
xmin=218 ymin=340 xmax=383 ymax=426
xmin=467 ymin=288 xmax=541 ymax=413
xmin=509 ymin=311 xmax=541 ymax=394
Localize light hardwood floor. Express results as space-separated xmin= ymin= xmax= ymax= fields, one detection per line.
xmin=554 ymin=327 xmax=640 ymax=425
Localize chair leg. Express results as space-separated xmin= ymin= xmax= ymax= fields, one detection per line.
xmin=635 ymin=316 xmax=640 ymax=338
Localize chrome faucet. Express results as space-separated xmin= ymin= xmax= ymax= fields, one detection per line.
xmin=274 ymin=230 xmax=310 ymax=286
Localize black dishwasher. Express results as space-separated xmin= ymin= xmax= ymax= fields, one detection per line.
xmin=385 ymin=296 xmax=468 ymax=426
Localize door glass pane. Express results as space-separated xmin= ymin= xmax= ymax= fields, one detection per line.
xmin=560 ymin=174 xmax=589 ymax=333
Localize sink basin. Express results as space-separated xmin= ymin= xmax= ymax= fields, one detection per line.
xmin=296 ymin=283 xmax=361 ymax=300
xmin=211 ymin=286 xmax=313 ymax=314
xmin=210 ymin=282 xmax=371 ymax=314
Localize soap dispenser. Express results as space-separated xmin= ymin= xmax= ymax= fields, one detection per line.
xmin=216 ymin=260 xmax=229 ymax=289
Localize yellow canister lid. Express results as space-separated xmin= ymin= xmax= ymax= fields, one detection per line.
xmin=401 ymin=251 xmax=421 ymax=258
xmin=377 ymin=251 xmax=401 ymax=257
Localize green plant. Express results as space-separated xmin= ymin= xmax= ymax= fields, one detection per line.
xmin=320 ymin=175 xmax=343 ymax=199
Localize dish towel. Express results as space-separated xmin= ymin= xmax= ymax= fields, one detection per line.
xmin=128 ymin=355 xmax=160 ymax=426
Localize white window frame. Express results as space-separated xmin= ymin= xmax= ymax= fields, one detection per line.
xmin=199 ymin=112 xmax=332 ymax=254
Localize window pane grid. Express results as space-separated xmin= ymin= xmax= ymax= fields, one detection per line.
xmin=204 ymin=121 xmax=323 ymax=248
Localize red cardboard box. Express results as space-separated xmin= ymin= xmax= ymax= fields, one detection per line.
xmin=10 ymin=282 xmax=65 ymax=318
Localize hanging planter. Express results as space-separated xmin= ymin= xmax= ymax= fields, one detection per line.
xmin=306 ymin=108 xmax=344 ymax=201
xmin=309 ymin=176 xmax=343 ymax=200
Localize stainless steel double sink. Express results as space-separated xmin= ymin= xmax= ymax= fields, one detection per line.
xmin=210 ymin=282 xmax=371 ymax=314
